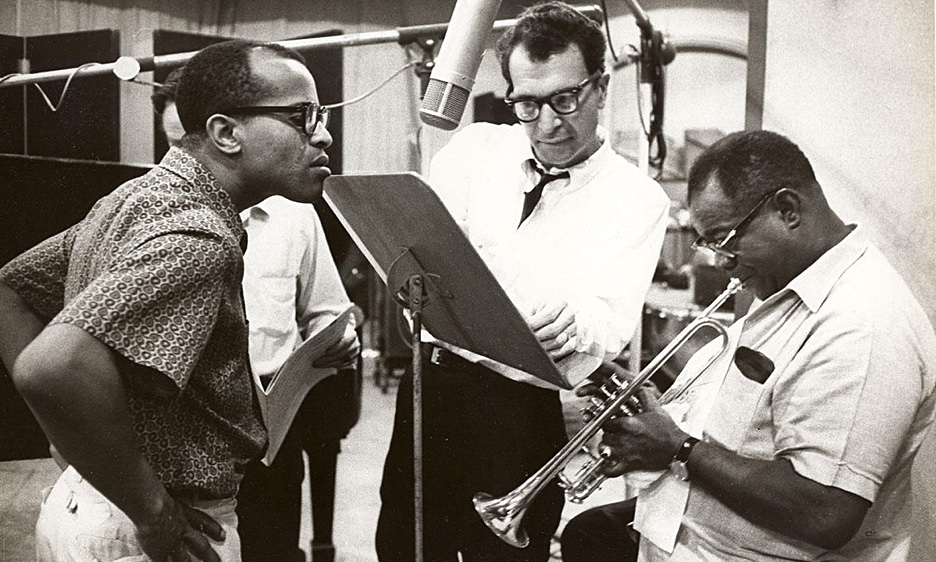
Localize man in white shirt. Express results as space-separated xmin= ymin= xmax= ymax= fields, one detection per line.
xmin=236 ymin=196 xmax=360 ymax=562
xmin=375 ymin=3 xmax=670 ymax=561
xmin=562 ymin=130 xmax=936 ymax=561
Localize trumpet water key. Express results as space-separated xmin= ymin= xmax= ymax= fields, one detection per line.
xmin=473 ymin=278 xmax=743 ymax=548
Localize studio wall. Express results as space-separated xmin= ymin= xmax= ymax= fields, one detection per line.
xmin=760 ymin=1 xmax=936 ymax=559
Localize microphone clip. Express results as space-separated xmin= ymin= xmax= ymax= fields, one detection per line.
xmin=413 ymin=37 xmax=438 ymax=100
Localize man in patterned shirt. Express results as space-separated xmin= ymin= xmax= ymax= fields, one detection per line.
xmin=0 ymin=39 xmax=335 ymax=562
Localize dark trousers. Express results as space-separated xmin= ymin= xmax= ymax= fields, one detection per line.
xmin=237 ymin=371 xmax=360 ymax=562
xmin=237 ymin=423 xmax=307 ymax=562
xmin=560 ymin=498 xmax=639 ymax=562
xmin=375 ymin=353 xmax=567 ymax=562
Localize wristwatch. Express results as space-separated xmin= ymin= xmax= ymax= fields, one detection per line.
xmin=669 ymin=436 xmax=699 ymax=481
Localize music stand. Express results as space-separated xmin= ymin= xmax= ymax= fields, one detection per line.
xmin=324 ymin=172 xmax=570 ymax=560
xmin=324 ymin=172 xmax=568 ymax=387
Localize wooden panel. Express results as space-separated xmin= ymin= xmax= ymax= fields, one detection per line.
xmin=25 ymin=29 xmax=120 ymax=160
xmin=0 ymin=154 xmax=149 ymax=460
xmin=0 ymin=34 xmax=25 ymax=155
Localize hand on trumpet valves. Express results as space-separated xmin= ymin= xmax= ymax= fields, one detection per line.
xmin=575 ymin=360 xmax=660 ymax=420
xmin=526 ymin=299 xmax=577 ymax=360
xmin=598 ymin=386 xmax=690 ymax=478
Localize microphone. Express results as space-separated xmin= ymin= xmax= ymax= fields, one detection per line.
xmin=419 ymin=0 xmax=503 ymax=130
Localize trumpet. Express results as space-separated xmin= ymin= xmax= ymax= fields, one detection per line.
xmin=473 ymin=278 xmax=743 ymax=548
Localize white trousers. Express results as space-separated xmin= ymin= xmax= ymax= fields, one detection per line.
xmin=36 ymin=465 xmax=241 ymax=561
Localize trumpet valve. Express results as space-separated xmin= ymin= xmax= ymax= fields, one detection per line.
xmin=617 ymin=395 xmax=642 ymax=416
xmin=562 ymin=455 xmax=609 ymax=503
xmin=581 ymin=396 xmax=605 ymax=418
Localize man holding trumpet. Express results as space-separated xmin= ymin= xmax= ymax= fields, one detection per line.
xmin=561 ymin=130 xmax=936 ymax=561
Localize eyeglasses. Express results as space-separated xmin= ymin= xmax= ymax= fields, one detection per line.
xmin=505 ymin=70 xmax=602 ymax=122
xmin=691 ymin=191 xmax=777 ymax=261
xmin=226 ymin=102 xmax=330 ymax=137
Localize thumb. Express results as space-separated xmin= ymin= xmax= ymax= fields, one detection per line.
xmin=181 ymin=503 xmax=225 ymax=542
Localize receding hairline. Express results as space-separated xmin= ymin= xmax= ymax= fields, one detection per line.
xmin=244 ymin=47 xmax=316 ymax=99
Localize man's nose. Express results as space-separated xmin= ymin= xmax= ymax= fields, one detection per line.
xmin=535 ymin=104 xmax=562 ymax=131
xmin=309 ymin=126 xmax=332 ymax=149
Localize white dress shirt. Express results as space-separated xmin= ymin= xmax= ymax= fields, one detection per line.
xmin=240 ymin=196 xmax=354 ymax=379
xmin=427 ymin=122 xmax=670 ymax=388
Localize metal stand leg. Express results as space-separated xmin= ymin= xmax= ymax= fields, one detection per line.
xmin=407 ymin=274 xmax=425 ymax=562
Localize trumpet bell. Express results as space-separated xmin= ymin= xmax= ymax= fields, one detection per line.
xmin=472 ymin=492 xmax=530 ymax=548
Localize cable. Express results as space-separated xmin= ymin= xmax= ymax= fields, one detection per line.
xmin=647 ymin=60 xmax=666 ymax=177
xmin=325 ymin=61 xmax=418 ymax=110
xmin=634 ymin=49 xmax=650 ymax=137
xmin=633 ymin=38 xmax=667 ymax=178
xmin=31 ymin=62 xmax=101 ymax=112
xmin=600 ymin=0 xmax=619 ymax=63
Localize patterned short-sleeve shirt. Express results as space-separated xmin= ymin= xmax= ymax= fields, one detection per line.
xmin=0 ymin=147 xmax=266 ymax=498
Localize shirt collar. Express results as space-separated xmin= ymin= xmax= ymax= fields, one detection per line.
xmin=239 ymin=197 xmax=274 ymax=225
xmin=774 ymin=224 xmax=867 ymax=313
xmin=521 ymin=126 xmax=611 ymax=191
xmin=159 ymin=146 xmax=245 ymax=240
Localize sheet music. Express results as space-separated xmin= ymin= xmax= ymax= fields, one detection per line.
xmin=254 ymin=306 xmax=354 ymax=465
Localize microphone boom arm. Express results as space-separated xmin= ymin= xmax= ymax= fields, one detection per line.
xmin=0 ymin=5 xmax=602 ymax=89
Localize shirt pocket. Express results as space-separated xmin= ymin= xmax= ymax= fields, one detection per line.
xmin=705 ymin=364 xmax=773 ymax=454
xmin=246 ymin=276 xmax=297 ymax=338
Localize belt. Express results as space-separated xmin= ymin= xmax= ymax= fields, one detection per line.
xmin=171 ymin=488 xmax=227 ymax=504
xmin=421 ymin=344 xmax=485 ymax=372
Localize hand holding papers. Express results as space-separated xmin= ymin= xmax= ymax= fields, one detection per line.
xmin=254 ymin=306 xmax=355 ymax=465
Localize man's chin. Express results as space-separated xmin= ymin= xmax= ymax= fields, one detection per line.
xmin=744 ymin=277 xmax=776 ymax=302
xmin=534 ymin=148 xmax=572 ymax=168
xmin=282 ymin=181 xmax=325 ymax=204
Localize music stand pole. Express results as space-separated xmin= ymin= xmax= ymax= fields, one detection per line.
xmin=406 ymin=274 xmax=426 ymax=562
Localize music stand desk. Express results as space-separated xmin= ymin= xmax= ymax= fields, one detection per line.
xmin=323 ymin=172 xmax=569 ymax=390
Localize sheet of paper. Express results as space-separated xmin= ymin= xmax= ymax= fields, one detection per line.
xmin=254 ymin=306 xmax=354 ymax=465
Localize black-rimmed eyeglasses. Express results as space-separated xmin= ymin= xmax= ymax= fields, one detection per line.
xmin=505 ymin=69 xmax=603 ymax=123
xmin=226 ymin=102 xmax=330 ymax=137
xmin=691 ymin=190 xmax=778 ymax=261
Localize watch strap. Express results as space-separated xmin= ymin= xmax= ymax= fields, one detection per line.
xmin=673 ymin=436 xmax=699 ymax=464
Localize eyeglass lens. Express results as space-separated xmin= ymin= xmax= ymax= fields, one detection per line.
xmin=513 ymin=92 xmax=579 ymax=121
xmin=305 ymin=104 xmax=329 ymax=135
xmin=509 ymin=72 xmax=599 ymax=122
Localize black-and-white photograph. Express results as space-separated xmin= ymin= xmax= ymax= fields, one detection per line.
xmin=1 ymin=1 xmax=933 ymax=561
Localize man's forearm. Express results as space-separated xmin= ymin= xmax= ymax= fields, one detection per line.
xmin=13 ymin=323 xmax=173 ymax=527
xmin=687 ymin=440 xmax=870 ymax=549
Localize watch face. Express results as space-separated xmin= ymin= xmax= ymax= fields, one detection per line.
xmin=670 ymin=460 xmax=689 ymax=481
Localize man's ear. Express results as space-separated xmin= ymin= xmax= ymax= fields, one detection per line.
xmin=205 ymin=114 xmax=241 ymax=155
xmin=773 ymin=188 xmax=802 ymax=230
xmin=596 ymin=73 xmax=610 ymax=110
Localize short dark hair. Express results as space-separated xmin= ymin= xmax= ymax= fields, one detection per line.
xmin=175 ymin=39 xmax=306 ymax=135
xmin=495 ymin=1 xmax=606 ymax=93
xmin=151 ymin=66 xmax=184 ymax=116
xmin=687 ymin=130 xmax=819 ymax=213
